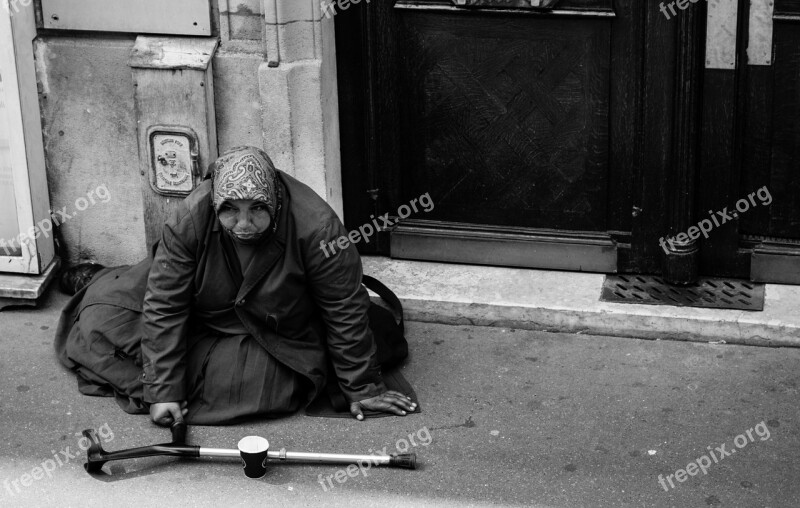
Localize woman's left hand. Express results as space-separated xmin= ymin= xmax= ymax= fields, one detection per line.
xmin=350 ymin=390 xmax=417 ymax=421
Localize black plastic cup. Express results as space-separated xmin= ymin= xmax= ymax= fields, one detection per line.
xmin=238 ymin=436 xmax=270 ymax=478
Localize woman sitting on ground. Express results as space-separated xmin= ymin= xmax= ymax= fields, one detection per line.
xmin=55 ymin=146 xmax=415 ymax=425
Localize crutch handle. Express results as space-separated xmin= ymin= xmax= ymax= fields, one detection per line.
xmin=171 ymin=421 xmax=187 ymax=444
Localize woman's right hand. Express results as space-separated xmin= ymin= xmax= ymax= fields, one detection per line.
xmin=149 ymin=401 xmax=188 ymax=426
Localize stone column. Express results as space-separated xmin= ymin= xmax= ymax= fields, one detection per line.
xmin=259 ymin=0 xmax=343 ymax=218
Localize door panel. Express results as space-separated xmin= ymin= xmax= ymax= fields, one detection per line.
xmin=0 ymin=3 xmax=54 ymax=274
xmin=752 ymin=16 xmax=800 ymax=238
xmin=0 ymin=72 xmax=22 ymax=256
xmin=396 ymin=12 xmax=611 ymax=231
xmin=337 ymin=0 xmax=658 ymax=272
xmin=335 ymin=0 xmax=697 ymax=275
xmin=336 ymin=0 xmax=800 ymax=281
xmin=742 ymin=0 xmax=800 ymax=282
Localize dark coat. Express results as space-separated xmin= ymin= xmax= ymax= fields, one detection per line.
xmin=140 ymin=171 xmax=385 ymax=405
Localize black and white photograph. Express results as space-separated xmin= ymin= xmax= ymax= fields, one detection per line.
xmin=0 ymin=0 xmax=798 ymax=506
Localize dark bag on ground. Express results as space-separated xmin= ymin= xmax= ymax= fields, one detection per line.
xmin=306 ymin=275 xmax=420 ymax=418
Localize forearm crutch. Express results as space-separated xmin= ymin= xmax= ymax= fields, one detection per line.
xmin=82 ymin=422 xmax=416 ymax=477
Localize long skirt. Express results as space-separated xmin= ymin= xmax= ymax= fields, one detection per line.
xmin=54 ymin=257 xmax=307 ymax=425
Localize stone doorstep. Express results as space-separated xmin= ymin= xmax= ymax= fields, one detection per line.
xmin=362 ymin=256 xmax=800 ymax=348
xmin=0 ymin=257 xmax=61 ymax=309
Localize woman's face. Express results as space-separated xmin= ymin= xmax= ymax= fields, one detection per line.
xmin=217 ymin=199 xmax=272 ymax=241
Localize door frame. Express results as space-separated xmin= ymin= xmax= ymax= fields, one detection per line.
xmin=740 ymin=0 xmax=800 ymax=284
xmin=336 ymin=0 xmax=645 ymax=272
xmin=0 ymin=0 xmax=54 ymax=274
xmin=336 ymin=0 xmax=781 ymax=280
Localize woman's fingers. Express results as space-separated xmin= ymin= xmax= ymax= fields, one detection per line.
xmin=371 ymin=399 xmax=407 ymax=416
xmin=150 ymin=402 xmax=185 ymax=426
xmin=357 ymin=397 xmax=405 ymax=416
xmin=383 ymin=391 xmax=417 ymax=411
xmin=349 ymin=402 xmax=365 ymax=421
xmin=373 ymin=397 xmax=415 ymax=415
xmin=352 ymin=392 xmax=418 ymax=419
xmin=379 ymin=393 xmax=417 ymax=412
xmin=385 ymin=390 xmax=412 ymax=400
xmin=155 ymin=413 xmax=175 ymax=426
xmin=168 ymin=405 xmax=184 ymax=424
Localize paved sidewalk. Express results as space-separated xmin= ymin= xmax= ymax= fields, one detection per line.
xmin=1 ymin=289 xmax=799 ymax=507
xmin=363 ymin=257 xmax=800 ymax=348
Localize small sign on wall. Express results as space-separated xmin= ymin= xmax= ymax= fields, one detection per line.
xmin=148 ymin=126 xmax=200 ymax=197
xmin=41 ymin=0 xmax=212 ymax=36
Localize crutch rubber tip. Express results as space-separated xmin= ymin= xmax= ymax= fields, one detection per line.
xmin=389 ymin=453 xmax=416 ymax=469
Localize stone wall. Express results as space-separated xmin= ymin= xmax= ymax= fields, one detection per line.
xmin=36 ymin=0 xmax=341 ymax=266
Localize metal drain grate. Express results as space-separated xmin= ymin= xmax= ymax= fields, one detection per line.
xmin=600 ymin=275 xmax=765 ymax=311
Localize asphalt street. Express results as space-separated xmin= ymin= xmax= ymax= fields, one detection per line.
xmin=1 ymin=290 xmax=798 ymax=507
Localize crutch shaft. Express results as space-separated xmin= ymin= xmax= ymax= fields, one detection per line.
xmin=199 ymin=447 xmax=392 ymax=465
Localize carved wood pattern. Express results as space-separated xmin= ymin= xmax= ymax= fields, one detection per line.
xmin=740 ymin=18 xmax=800 ymax=240
xmin=764 ymin=24 xmax=800 ymax=236
xmin=397 ymin=13 xmax=610 ymax=230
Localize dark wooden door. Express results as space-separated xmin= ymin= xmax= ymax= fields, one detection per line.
xmin=391 ymin=5 xmax=619 ymax=272
xmin=336 ymin=0 xmax=795 ymax=279
xmin=738 ymin=0 xmax=800 ymax=283
xmin=338 ymin=0 xmax=642 ymax=272
xmin=697 ymin=0 xmax=800 ymax=283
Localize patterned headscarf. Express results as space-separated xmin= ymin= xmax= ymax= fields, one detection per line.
xmin=209 ymin=146 xmax=279 ymax=218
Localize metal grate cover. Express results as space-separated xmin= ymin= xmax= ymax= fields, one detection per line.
xmin=600 ymin=275 xmax=765 ymax=311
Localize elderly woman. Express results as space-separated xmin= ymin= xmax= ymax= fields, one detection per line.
xmin=55 ymin=146 xmax=416 ymax=425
